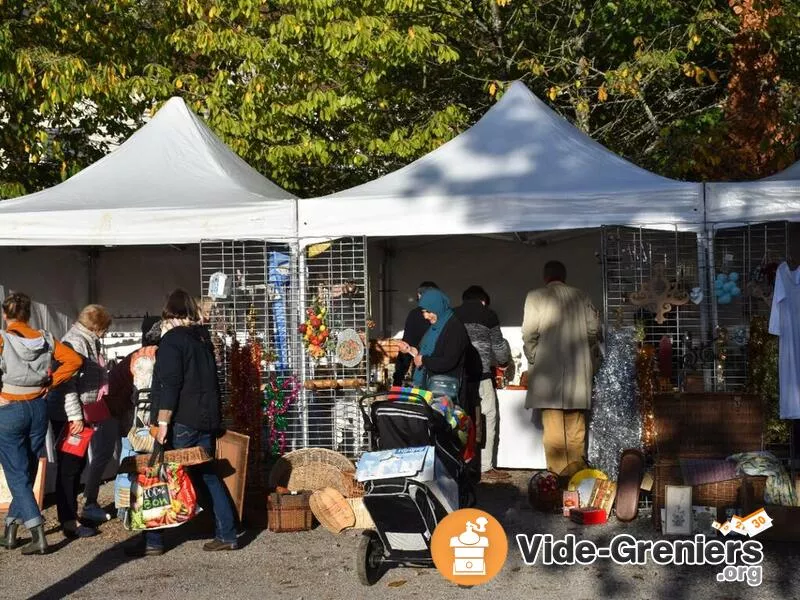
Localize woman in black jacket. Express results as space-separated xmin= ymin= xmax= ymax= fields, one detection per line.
xmin=398 ymin=288 xmax=472 ymax=406
xmin=125 ymin=290 xmax=237 ymax=557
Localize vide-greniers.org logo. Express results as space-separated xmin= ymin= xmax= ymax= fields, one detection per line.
xmin=516 ymin=534 xmax=764 ymax=587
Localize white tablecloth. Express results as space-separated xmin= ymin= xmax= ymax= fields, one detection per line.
xmin=496 ymin=389 xmax=547 ymax=469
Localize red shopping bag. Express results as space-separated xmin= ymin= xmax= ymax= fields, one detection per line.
xmin=126 ymin=444 xmax=200 ymax=530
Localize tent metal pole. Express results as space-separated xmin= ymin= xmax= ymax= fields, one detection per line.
xmin=297 ymin=244 xmax=309 ymax=449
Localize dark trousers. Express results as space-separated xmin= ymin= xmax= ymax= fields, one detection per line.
xmin=51 ymin=420 xmax=89 ymax=525
xmin=144 ymin=423 xmax=237 ymax=548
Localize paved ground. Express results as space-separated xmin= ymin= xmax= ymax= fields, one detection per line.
xmin=1 ymin=471 xmax=798 ymax=600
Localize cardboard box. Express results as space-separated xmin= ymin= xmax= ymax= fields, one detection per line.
xmin=356 ymin=446 xmax=458 ymax=512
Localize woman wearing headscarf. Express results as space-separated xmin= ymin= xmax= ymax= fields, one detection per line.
xmin=398 ymin=289 xmax=471 ymax=406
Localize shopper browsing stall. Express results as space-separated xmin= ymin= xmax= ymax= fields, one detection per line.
xmin=522 ymin=261 xmax=600 ymax=477
xmin=397 ymin=288 xmax=471 ymax=407
xmin=0 ymin=292 xmax=83 ymax=555
xmin=454 ymin=286 xmax=511 ymax=482
xmin=48 ymin=304 xmax=114 ymax=539
xmin=393 ymin=281 xmax=438 ymax=386
xmin=125 ymin=289 xmax=237 ymax=557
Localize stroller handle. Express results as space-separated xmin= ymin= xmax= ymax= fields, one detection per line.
xmin=358 ymin=389 xmax=441 ymax=436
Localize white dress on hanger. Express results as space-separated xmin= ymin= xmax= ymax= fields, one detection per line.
xmin=768 ymin=262 xmax=800 ymax=419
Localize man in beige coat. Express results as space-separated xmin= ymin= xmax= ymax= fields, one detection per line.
xmin=522 ymin=261 xmax=600 ymax=476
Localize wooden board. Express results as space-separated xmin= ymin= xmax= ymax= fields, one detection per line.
xmin=215 ymin=430 xmax=249 ymax=521
xmin=0 ymin=457 xmax=47 ymax=514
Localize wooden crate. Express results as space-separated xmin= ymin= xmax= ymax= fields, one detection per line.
xmin=267 ymin=491 xmax=314 ymax=533
xmin=654 ymin=393 xmax=763 ymax=457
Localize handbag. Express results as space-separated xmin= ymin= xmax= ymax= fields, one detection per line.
xmin=127 ymin=390 xmax=155 ymax=453
xmin=83 ymin=396 xmax=111 ymax=424
xmin=426 ymin=373 xmax=461 ymax=399
xmin=126 ymin=443 xmax=200 ymax=531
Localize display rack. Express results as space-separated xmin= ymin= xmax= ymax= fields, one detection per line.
xmin=297 ymin=237 xmax=371 ymax=458
xmin=602 ymin=225 xmax=707 ymax=390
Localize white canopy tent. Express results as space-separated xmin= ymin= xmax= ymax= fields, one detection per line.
xmin=298 ymin=81 xmax=704 ymax=239
xmin=0 ymin=97 xmax=297 ymax=326
xmin=706 ymin=161 xmax=800 ymax=226
xmin=0 ymin=97 xmax=297 ymax=245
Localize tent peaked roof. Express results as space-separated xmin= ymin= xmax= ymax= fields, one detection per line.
xmin=298 ymin=81 xmax=702 ymax=238
xmin=706 ymin=158 xmax=800 ymax=226
xmin=0 ymin=97 xmax=296 ymax=245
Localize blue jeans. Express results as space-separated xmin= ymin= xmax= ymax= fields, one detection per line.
xmin=145 ymin=424 xmax=236 ymax=548
xmin=0 ymin=397 xmax=48 ymax=528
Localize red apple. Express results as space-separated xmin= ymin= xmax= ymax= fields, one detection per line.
xmin=298 ymin=324 xmax=307 ymax=334
xmin=310 ymin=317 xmax=321 ymax=328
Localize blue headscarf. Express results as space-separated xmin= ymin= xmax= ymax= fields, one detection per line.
xmin=412 ymin=289 xmax=454 ymax=386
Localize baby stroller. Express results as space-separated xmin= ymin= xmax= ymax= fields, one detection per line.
xmin=354 ymin=388 xmax=476 ymax=585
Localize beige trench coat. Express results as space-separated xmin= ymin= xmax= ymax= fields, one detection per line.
xmin=521 ymin=281 xmax=600 ymax=410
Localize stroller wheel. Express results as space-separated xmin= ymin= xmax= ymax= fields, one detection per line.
xmin=356 ymin=530 xmax=384 ymax=586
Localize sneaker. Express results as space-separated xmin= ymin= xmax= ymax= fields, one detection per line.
xmin=202 ymin=539 xmax=238 ymax=552
xmin=81 ymin=504 xmax=112 ymax=523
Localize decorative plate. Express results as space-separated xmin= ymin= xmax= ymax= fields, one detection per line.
xmin=336 ymin=329 xmax=364 ymax=368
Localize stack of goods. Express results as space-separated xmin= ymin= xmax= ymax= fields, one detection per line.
xmin=651 ymin=392 xmax=766 ymax=531
xmin=266 ymin=448 xmax=360 ymax=533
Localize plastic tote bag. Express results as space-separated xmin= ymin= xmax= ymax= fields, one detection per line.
xmin=126 ymin=444 xmax=200 ymax=531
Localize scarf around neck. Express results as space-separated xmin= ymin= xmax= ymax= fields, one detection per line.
xmin=413 ymin=289 xmax=454 ymax=385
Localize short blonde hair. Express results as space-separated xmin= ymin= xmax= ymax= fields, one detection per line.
xmin=78 ymin=304 xmax=113 ymax=334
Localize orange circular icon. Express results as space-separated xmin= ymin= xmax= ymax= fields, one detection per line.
xmin=431 ymin=508 xmax=508 ymax=586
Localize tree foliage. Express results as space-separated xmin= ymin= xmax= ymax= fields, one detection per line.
xmin=2 ymin=0 xmax=800 ymax=199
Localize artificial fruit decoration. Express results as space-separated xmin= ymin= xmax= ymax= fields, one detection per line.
xmin=301 ymin=297 xmax=330 ymax=359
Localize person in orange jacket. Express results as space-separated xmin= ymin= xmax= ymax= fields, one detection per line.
xmin=0 ymin=292 xmax=83 ymax=555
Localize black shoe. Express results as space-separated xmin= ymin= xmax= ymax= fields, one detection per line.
xmin=0 ymin=522 xmax=19 ymax=550
xmin=202 ymin=539 xmax=238 ymax=552
xmin=124 ymin=540 xmax=164 ymax=557
xmin=20 ymin=524 xmax=48 ymax=555
xmin=63 ymin=524 xmax=98 ymax=539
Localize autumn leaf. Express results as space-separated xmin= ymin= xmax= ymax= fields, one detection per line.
xmin=598 ymin=85 xmax=608 ymax=102
xmin=548 ymin=86 xmax=558 ymax=101
xmin=388 ymin=580 xmax=407 ymax=587
xmin=488 ymin=82 xmax=497 ymax=96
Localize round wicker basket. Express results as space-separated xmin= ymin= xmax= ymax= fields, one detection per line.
xmin=309 ymin=487 xmax=355 ymax=534
xmin=346 ymin=497 xmax=375 ymax=530
xmin=268 ymin=448 xmax=355 ymax=494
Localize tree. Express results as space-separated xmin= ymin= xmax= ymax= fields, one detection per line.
xmin=2 ymin=0 xmax=800 ymax=200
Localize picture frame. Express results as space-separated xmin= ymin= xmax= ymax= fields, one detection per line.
xmin=664 ymin=485 xmax=693 ymax=535
xmin=215 ymin=430 xmax=250 ymax=520
xmin=692 ymin=505 xmax=718 ymax=534
xmin=0 ymin=457 xmax=47 ymax=514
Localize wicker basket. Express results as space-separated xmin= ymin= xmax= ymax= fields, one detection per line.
xmin=309 ymin=487 xmax=355 ymax=534
xmin=117 ymin=446 xmax=211 ymax=474
xmin=652 ymin=460 xmax=767 ymax=528
xmin=340 ymin=470 xmax=365 ymax=498
xmin=267 ymin=491 xmax=314 ymax=533
xmin=268 ymin=448 xmax=354 ymax=494
xmin=346 ymin=497 xmax=375 ymax=529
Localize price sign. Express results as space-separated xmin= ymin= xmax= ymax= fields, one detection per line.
xmin=742 ymin=508 xmax=773 ymax=537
